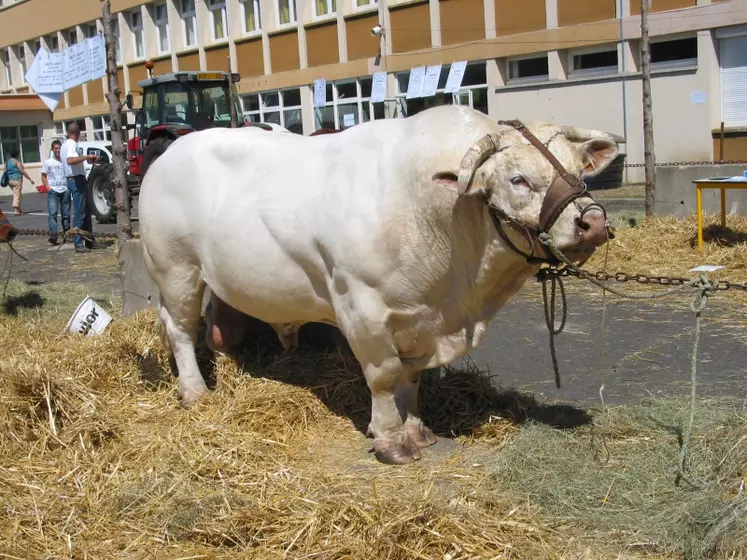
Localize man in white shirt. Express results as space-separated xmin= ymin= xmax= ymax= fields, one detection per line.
xmin=41 ymin=140 xmax=70 ymax=246
xmin=60 ymin=122 xmax=98 ymax=253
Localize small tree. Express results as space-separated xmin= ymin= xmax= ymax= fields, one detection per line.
xmin=641 ymin=0 xmax=656 ymax=217
xmin=101 ymin=0 xmax=132 ymax=254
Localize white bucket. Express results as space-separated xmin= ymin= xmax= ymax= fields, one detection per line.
xmin=66 ymin=296 xmax=113 ymax=336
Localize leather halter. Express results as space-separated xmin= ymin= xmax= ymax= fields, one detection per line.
xmin=486 ymin=119 xmax=607 ymax=266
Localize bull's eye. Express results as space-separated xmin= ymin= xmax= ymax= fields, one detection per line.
xmin=510 ymin=176 xmax=530 ymax=189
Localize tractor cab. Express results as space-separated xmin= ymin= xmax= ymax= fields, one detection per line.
xmin=125 ymin=67 xmax=243 ymax=178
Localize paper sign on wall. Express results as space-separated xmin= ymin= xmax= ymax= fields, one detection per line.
xmin=406 ymin=66 xmax=426 ymax=99
xmin=370 ymin=71 xmax=387 ymax=103
xmin=444 ymin=61 xmax=467 ymax=93
xmin=343 ymin=113 xmax=356 ymax=127
xmin=27 ymin=48 xmax=64 ymax=93
xmin=313 ymin=78 xmax=327 ymax=108
xmin=24 ymin=49 xmax=61 ymax=111
xmin=690 ymin=90 xmax=707 ymax=104
xmin=422 ymin=65 xmax=442 ymax=97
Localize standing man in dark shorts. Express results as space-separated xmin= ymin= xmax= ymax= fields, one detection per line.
xmin=60 ymin=122 xmax=98 ymax=253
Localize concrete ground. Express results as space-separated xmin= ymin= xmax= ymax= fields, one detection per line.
xmin=2 ymin=191 xmax=744 ymax=408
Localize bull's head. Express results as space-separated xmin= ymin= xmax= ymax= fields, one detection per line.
xmin=0 ymin=208 xmax=17 ymax=243
xmin=441 ymin=121 xmax=623 ymax=265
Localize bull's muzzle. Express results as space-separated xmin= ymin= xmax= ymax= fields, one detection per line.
xmin=574 ymin=205 xmax=612 ymax=248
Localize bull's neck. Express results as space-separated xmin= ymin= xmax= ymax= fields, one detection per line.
xmin=445 ymin=198 xmax=539 ymax=323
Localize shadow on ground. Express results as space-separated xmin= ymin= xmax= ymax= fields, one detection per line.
xmin=132 ymin=315 xmax=593 ymax=439
xmin=691 ymin=224 xmax=747 ymax=248
xmin=2 ymin=291 xmax=45 ymax=316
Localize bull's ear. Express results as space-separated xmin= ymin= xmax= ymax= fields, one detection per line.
xmin=561 ymin=127 xmax=623 ymax=177
xmin=433 ymin=172 xmax=460 ymax=193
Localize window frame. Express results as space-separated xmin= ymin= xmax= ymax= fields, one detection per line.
xmin=649 ymin=35 xmax=698 ymax=70
xmin=47 ymin=34 xmax=59 ymax=54
xmin=207 ymin=0 xmax=229 ymax=42
xmin=242 ymin=88 xmax=303 ymax=133
xmin=181 ymin=0 xmax=198 ymax=48
xmin=85 ymin=22 xmax=98 ymax=39
xmin=130 ymin=8 xmax=145 ymax=60
xmin=354 ymin=0 xmax=377 ymax=9
xmin=507 ymin=54 xmax=549 ymax=83
xmin=314 ymin=0 xmax=336 ymax=18
xmin=275 ymin=0 xmax=297 ymax=26
xmin=0 ymin=125 xmax=41 ymax=165
xmin=18 ymin=44 xmax=26 ymax=84
xmin=568 ymin=45 xmax=619 ymax=77
xmin=66 ymin=27 xmax=78 ymax=46
xmin=91 ymin=115 xmax=112 ymax=141
xmin=154 ymin=2 xmax=171 ymax=54
xmin=240 ymin=0 xmax=262 ymax=35
xmin=3 ymin=48 xmax=12 ymax=88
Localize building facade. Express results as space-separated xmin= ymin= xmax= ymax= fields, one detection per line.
xmin=1 ymin=0 xmax=747 ymax=187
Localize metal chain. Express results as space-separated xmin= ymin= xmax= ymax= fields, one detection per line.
xmin=537 ymin=266 xmax=747 ymax=293
xmin=625 ymin=159 xmax=747 ymax=167
xmin=13 ymin=227 xmax=140 ymax=241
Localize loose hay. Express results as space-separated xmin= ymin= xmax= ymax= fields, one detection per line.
xmin=0 ymin=294 xmax=569 ymax=559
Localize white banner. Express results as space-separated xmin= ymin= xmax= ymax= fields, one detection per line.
xmin=444 ymin=61 xmax=467 ymax=94
xmin=422 ymin=64 xmax=442 ymax=97
xmin=370 ymin=72 xmax=387 ymax=103
xmin=313 ymin=78 xmax=327 ymax=108
xmin=406 ymin=66 xmax=425 ymax=99
xmin=63 ymin=41 xmax=92 ymax=90
xmin=88 ymin=34 xmax=107 ymax=82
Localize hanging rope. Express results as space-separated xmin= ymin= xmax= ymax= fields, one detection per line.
xmin=540 ymin=271 xmax=568 ymax=388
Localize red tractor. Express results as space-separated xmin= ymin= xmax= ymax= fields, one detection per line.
xmin=88 ymin=67 xmax=246 ymax=223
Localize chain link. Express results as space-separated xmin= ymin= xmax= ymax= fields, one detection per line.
xmin=537 ymin=267 xmax=747 ymax=293
xmin=13 ymin=227 xmax=140 ymax=241
xmin=624 ymin=159 xmax=747 ymax=168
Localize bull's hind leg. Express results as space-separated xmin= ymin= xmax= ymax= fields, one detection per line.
xmin=156 ymin=265 xmax=207 ymax=408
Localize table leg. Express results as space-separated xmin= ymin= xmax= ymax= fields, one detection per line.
xmin=721 ymin=188 xmax=726 ymax=227
xmin=697 ymin=186 xmax=704 ymax=251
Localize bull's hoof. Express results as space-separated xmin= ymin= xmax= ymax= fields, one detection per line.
xmin=178 ymin=386 xmax=206 ymax=410
xmin=406 ymin=424 xmax=438 ymax=449
xmin=373 ymin=438 xmax=422 ymax=465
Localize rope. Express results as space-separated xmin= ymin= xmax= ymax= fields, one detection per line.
xmin=675 ymin=273 xmax=712 ymax=488
xmin=541 ymin=274 xmax=567 ymax=388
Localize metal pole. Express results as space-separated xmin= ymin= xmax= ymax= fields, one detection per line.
xmin=618 ymin=0 xmax=629 ymax=183
xmin=641 ymin=0 xmax=656 ymax=217
xmin=719 ymin=121 xmax=725 ymax=164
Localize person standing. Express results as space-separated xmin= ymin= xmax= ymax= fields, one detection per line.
xmin=41 ymin=140 xmax=71 ymax=246
xmin=5 ymin=147 xmax=36 ymax=215
xmin=60 ymin=122 xmax=97 ymax=253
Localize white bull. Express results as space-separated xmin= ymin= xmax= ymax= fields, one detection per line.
xmin=139 ymin=105 xmax=621 ymax=465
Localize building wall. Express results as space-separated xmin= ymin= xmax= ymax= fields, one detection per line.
xmin=2 ymin=0 xmax=747 ymax=186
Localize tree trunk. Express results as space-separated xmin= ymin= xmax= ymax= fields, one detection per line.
xmin=640 ymin=0 xmax=656 ymax=217
xmin=101 ymin=0 xmax=132 ymax=255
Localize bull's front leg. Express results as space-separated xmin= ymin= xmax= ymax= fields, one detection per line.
xmin=397 ymin=370 xmax=438 ymax=449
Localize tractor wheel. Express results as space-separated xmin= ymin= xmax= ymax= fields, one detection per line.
xmin=87 ymin=163 xmax=116 ymax=224
xmin=140 ymin=136 xmax=174 ymax=178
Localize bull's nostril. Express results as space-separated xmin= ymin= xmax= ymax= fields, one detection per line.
xmin=6 ymin=230 xmax=17 ymax=241
xmin=576 ymin=217 xmax=590 ymax=231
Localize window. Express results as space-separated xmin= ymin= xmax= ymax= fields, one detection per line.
xmin=33 ymin=39 xmax=42 ymax=55
xmin=85 ymin=22 xmax=98 ymax=38
xmin=720 ymin=34 xmax=747 ymax=127
xmin=18 ymin=45 xmax=26 ymax=84
xmin=356 ymin=0 xmax=377 ymax=6
xmin=241 ymin=0 xmax=261 ymax=33
xmin=395 ymin=62 xmax=488 ymax=117
xmin=67 ymin=28 xmax=78 ymax=46
xmin=508 ymin=55 xmax=549 ymax=81
xmin=314 ymin=0 xmax=336 ymax=17
xmin=181 ymin=0 xmax=197 ymax=47
xmin=3 ymin=49 xmax=11 ymax=88
xmin=91 ymin=115 xmax=112 ymax=141
xmin=242 ymin=88 xmax=303 ymax=133
xmin=276 ymin=0 xmax=296 ymax=25
xmin=207 ymin=0 xmax=228 ymax=41
xmin=569 ymin=46 xmax=618 ymax=75
xmin=650 ymin=36 xmax=697 ymax=68
xmin=0 ymin=125 xmax=40 ymax=164
xmin=131 ymin=9 xmax=145 ymax=59
xmin=155 ymin=3 xmax=170 ymax=53
xmin=47 ymin=35 xmax=59 ymax=53
xmin=313 ymin=78 xmax=395 ymax=130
